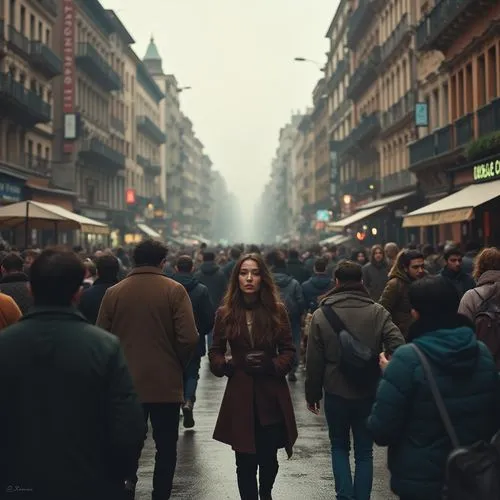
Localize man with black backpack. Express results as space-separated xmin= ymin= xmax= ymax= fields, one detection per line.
xmin=305 ymin=260 xmax=404 ymax=500
xmin=266 ymin=249 xmax=305 ymax=382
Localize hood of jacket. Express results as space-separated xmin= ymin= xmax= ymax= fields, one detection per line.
xmin=477 ymin=270 xmax=500 ymax=287
xmin=414 ymin=324 xmax=479 ymax=374
xmin=199 ymin=261 xmax=220 ymax=276
xmin=0 ymin=272 xmax=29 ymax=284
xmin=172 ymin=272 xmax=199 ymax=292
xmin=388 ymin=266 xmax=411 ymax=283
xmin=309 ymin=274 xmax=333 ymax=291
xmin=322 ymin=283 xmax=374 ymax=309
xmin=273 ymin=271 xmax=293 ymax=288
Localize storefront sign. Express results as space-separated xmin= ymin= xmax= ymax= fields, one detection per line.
xmin=473 ymin=158 xmax=500 ymax=182
xmin=415 ymin=102 xmax=429 ymax=127
xmin=62 ymin=0 xmax=75 ymax=153
xmin=0 ymin=180 xmax=22 ymax=203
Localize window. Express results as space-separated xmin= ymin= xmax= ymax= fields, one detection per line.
xmin=36 ymin=143 xmax=42 ymax=158
xmin=9 ymin=0 xmax=15 ymax=26
xmin=45 ymin=29 xmax=50 ymax=45
xmin=488 ymin=45 xmax=498 ymax=100
xmin=30 ymin=14 xmax=35 ymax=39
xmin=45 ymin=147 xmax=50 ymax=159
xmin=20 ymin=6 xmax=25 ymax=34
xmin=38 ymin=21 xmax=42 ymax=40
xmin=478 ymin=54 xmax=486 ymax=107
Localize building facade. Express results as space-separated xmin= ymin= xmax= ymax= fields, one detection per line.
xmin=403 ymin=0 xmax=500 ymax=246
xmin=52 ymin=0 xmax=128 ymax=245
xmin=0 ymin=0 xmax=66 ymax=237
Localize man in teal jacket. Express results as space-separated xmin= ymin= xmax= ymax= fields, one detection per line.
xmin=368 ymin=276 xmax=500 ymax=500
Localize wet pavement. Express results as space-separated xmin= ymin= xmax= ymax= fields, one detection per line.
xmin=136 ymin=361 xmax=397 ymax=499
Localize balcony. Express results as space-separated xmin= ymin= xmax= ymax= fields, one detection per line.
xmin=409 ymin=134 xmax=436 ymax=167
xmin=347 ymin=0 xmax=377 ymax=48
xmin=415 ymin=0 xmax=494 ymax=52
xmin=477 ymin=98 xmax=500 ymax=137
xmin=0 ymin=73 xmax=51 ymax=125
xmin=381 ymin=14 xmax=411 ymax=64
xmin=346 ymin=46 xmax=381 ymax=100
xmin=352 ymin=112 xmax=381 ymax=144
xmin=342 ymin=177 xmax=378 ymax=197
xmin=329 ymin=99 xmax=351 ymax=131
xmin=137 ymin=155 xmax=161 ymax=177
xmin=110 ymin=116 xmax=125 ymax=134
xmin=29 ymin=41 xmax=62 ymax=78
xmin=382 ymin=90 xmax=416 ymax=132
xmin=381 ymin=170 xmax=416 ymax=195
xmin=76 ymin=43 xmax=121 ymax=92
xmin=4 ymin=151 xmax=52 ymax=177
xmin=455 ymin=112 xmax=474 ymax=147
xmin=327 ymin=59 xmax=349 ymax=93
xmin=137 ymin=116 xmax=167 ymax=144
xmin=40 ymin=0 xmax=58 ymax=17
xmin=409 ymin=123 xmax=455 ymax=168
xmin=7 ymin=25 xmax=29 ymax=56
xmin=79 ymin=138 xmax=125 ymax=170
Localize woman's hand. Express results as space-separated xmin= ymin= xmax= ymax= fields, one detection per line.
xmin=379 ymin=352 xmax=390 ymax=372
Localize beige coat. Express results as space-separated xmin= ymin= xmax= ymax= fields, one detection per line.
xmin=97 ymin=267 xmax=199 ymax=403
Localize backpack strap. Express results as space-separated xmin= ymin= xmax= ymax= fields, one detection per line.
xmin=321 ymin=305 xmax=347 ymax=335
xmin=410 ymin=344 xmax=460 ymax=448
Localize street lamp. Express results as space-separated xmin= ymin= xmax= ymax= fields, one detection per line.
xmin=293 ymin=57 xmax=324 ymax=70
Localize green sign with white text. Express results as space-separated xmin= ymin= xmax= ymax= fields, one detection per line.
xmin=473 ymin=158 xmax=500 ymax=182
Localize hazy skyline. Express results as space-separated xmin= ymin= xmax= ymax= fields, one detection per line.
xmin=102 ymin=0 xmax=339 ymax=233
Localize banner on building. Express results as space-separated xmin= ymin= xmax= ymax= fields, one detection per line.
xmin=63 ymin=0 xmax=76 ymax=153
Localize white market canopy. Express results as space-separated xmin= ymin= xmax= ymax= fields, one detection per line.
xmin=0 ymin=200 xmax=109 ymax=234
xmin=137 ymin=223 xmax=162 ymax=240
xmin=402 ymin=179 xmax=500 ymax=228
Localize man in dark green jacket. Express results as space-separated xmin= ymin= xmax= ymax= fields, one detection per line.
xmin=0 ymin=248 xmax=144 ymax=500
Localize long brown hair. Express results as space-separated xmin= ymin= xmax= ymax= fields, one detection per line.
xmin=219 ymin=253 xmax=283 ymax=344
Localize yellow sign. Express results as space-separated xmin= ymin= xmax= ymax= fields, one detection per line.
xmin=473 ymin=158 xmax=500 ymax=182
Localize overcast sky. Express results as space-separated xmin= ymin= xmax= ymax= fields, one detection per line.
xmin=102 ymin=0 xmax=338 ymax=232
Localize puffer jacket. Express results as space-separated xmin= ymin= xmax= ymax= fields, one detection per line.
xmin=367 ymin=317 xmax=500 ymax=500
xmin=379 ymin=268 xmax=413 ymax=338
xmin=458 ymin=269 xmax=500 ymax=321
xmin=301 ymin=274 xmax=334 ymax=312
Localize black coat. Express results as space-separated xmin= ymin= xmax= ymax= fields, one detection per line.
xmin=0 ymin=272 xmax=32 ymax=315
xmin=286 ymin=258 xmax=311 ymax=284
xmin=171 ymin=272 xmax=215 ymax=356
xmin=194 ymin=261 xmax=228 ymax=308
xmin=0 ymin=307 xmax=144 ymax=500
xmin=79 ymin=279 xmax=118 ymax=325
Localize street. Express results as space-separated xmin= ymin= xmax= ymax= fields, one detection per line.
xmin=136 ymin=361 xmax=397 ymax=499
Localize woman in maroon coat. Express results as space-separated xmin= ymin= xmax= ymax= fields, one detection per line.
xmin=209 ymin=253 xmax=298 ymax=500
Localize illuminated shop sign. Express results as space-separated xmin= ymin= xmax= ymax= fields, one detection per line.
xmin=473 ymin=158 xmax=500 ymax=182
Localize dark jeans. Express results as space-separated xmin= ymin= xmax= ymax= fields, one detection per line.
xmin=133 ymin=402 xmax=181 ymax=500
xmin=234 ymin=421 xmax=282 ymax=500
xmin=324 ymin=393 xmax=374 ymax=500
xmin=183 ymin=355 xmax=201 ymax=404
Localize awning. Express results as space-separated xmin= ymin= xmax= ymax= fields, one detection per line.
xmin=358 ymin=191 xmax=416 ymax=210
xmin=137 ymin=223 xmax=161 ymax=240
xmin=330 ymin=206 xmax=385 ymax=231
xmin=320 ymin=234 xmax=353 ymax=246
xmin=402 ymin=180 xmax=500 ymax=228
xmin=0 ymin=200 xmax=109 ymax=234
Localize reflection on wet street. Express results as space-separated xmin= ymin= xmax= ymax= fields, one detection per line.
xmin=136 ymin=361 xmax=397 ymax=499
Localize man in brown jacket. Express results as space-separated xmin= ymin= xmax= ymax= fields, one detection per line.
xmin=97 ymin=239 xmax=198 ymax=500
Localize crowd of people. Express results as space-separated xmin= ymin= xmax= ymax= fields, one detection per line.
xmin=0 ymin=238 xmax=498 ymax=499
